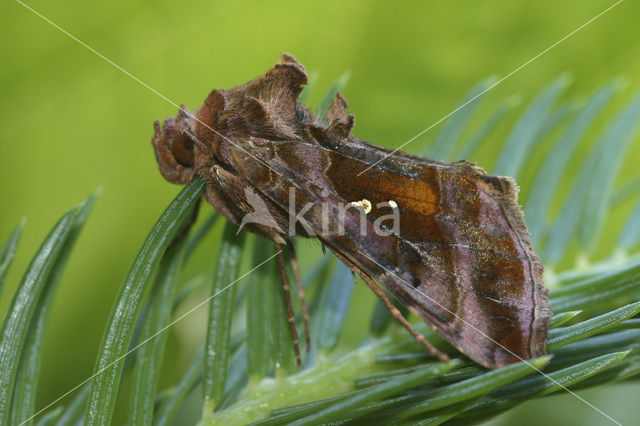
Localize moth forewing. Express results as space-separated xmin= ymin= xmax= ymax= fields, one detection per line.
xmin=152 ymin=54 xmax=551 ymax=370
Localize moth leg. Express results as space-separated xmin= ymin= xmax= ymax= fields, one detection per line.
xmin=287 ymin=240 xmax=311 ymax=351
xmin=274 ymin=242 xmax=303 ymax=368
xmin=358 ymin=272 xmax=450 ymax=364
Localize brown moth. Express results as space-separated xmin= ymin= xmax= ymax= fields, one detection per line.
xmin=152 ymin=54 xmax=551 ymax=369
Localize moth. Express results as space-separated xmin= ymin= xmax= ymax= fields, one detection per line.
xmin=152 ymin=54 xmax=550 ymax=369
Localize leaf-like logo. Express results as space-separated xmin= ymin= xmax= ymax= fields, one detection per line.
xmin=237 ymin=187 xmax=283 ymax=234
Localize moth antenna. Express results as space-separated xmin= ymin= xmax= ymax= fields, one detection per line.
xmin=358 ymin=271 xmax=450 ymax=364
xmin=287 ymin=240 xmax=311 ymax=351
xmin=274 ymin=242 xmax=302 ymax=368
xmin=180 ymin=127 xmax=215 ymax=156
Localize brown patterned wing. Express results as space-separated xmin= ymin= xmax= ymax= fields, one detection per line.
xmin=228 ymin=134 xmax=550 ymax=369
xmin=189 ymin=54 xmax=550 ymax=369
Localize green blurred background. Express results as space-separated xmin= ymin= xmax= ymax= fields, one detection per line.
xmin=2 ymin=0 xmax=639 ymax=424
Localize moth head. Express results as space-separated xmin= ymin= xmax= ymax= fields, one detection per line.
xmin=152 ymin=105 xmax=197 ymax=184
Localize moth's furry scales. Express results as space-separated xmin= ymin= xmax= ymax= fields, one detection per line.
xmin=152 ymin=54 xmax=551 ymax=369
